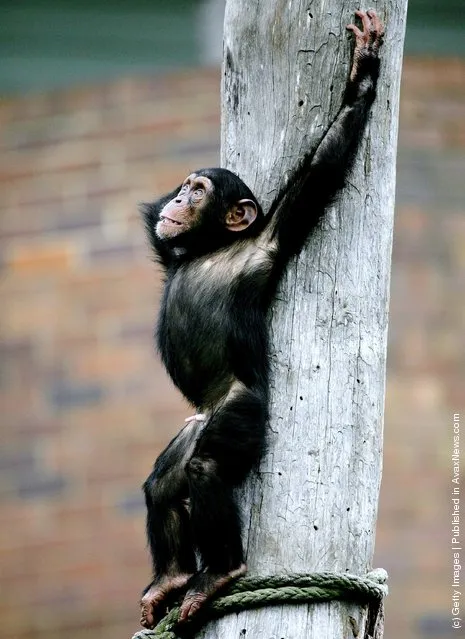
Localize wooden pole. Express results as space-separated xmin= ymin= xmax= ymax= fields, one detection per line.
xmin=201 ymin=1 xmax=407 ymax=637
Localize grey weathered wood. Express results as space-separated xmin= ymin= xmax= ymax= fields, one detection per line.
xmin=201 ymin=1 xmax=407 ymax=637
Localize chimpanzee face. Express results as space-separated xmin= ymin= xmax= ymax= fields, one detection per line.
xmin=156 ymin=174 xmax=213 ymax=240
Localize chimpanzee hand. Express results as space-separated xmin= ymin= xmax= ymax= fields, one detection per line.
xmin=346 ymin=10 xmax=384 ymax=82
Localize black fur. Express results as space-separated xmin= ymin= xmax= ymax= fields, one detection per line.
xmin=139 ymin=13 xmax=382 ymax=625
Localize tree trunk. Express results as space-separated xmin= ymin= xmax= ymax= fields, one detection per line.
xmin=201 ymin=1 xmax=407 ymax=637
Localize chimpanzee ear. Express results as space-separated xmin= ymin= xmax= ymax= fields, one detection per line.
xmin=225 ymin=199 xmax=258 ymax=232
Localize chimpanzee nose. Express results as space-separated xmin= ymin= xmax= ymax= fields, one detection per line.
xmin=175 ymin=197 xmax=182 ymax=204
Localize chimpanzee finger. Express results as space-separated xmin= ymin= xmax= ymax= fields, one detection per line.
xmin=367 ymin=9 xmax=385 ymax=37
xmin=355 ymin=9 xmax=372 ymax=36
xmin=346 ymin=24 xmax=363 ymax=40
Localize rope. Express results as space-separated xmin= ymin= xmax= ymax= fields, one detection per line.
xmin=132 ymin=569 xmax=388 ymax=639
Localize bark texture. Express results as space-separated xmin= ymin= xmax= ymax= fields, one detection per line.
xmin=201 ymin=0 xmax=407 ymax=637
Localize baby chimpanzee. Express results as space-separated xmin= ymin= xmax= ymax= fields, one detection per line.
xmin=139 ymin=9 xmax=383 ymax=628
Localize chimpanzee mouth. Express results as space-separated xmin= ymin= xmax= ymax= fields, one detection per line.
xmin=160 ymin=216 xmax=182 ymax=226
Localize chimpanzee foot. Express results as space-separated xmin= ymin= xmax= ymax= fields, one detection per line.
xmin=140 ymin=573 xmax=192 ymax=629
xmin=346 ymin=9 xmax=384 ymax=80
xmin=179 ymin=564 xmax=247 ymax=623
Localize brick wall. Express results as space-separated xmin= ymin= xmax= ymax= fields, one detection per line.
xmin=0 ymin=61 xmax=463 ymax=639
xmin=376 ymin=59 xmax=465 ymax=639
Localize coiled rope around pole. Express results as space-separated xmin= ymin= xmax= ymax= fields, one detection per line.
xmin=132 ymin=569 xmax=388 ymax=639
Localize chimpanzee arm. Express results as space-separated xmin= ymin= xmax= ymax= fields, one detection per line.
xmin=266 ymin=10 xmax=384 ymax=260
xmin=139 ymin=186 xmax=181 ymax=268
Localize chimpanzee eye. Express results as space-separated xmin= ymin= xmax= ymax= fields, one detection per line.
xmin=194 ymin=188 xmax=204 ymax=197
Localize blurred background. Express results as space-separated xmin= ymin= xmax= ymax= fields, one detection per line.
xmin=0 ymin=1 xmax=463 ymax=638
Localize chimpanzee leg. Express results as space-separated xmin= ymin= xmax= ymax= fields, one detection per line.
xmin=179 ymin=384 xmax=267 ymax=621
xmin=140 ymin=424 xmax=200 ymax=629
xmin=144 ymin=474 xmax=196 ymax=576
